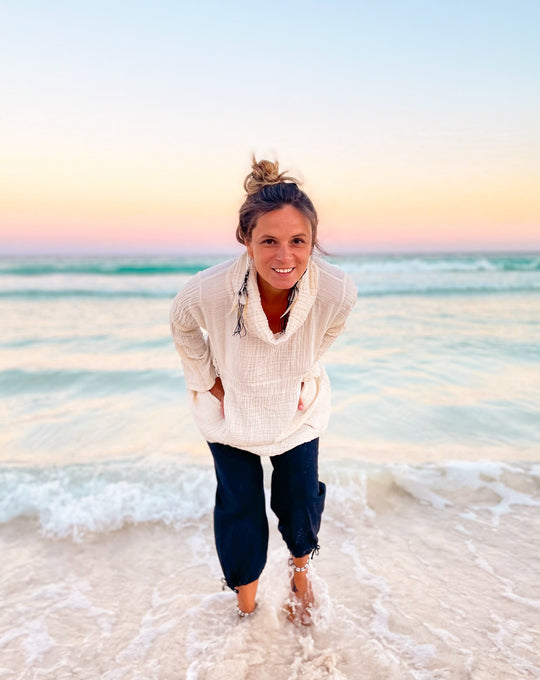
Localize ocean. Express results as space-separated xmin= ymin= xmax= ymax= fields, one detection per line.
xmin=1 ymin=253 xmax=539 ymax=679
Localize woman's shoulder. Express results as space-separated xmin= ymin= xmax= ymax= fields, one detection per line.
xmin=174 ymin=257 xmax=238 ymax=297
xmin=198 ymin=256 xmax=238 ymax=282
xmin=314 ymin=256 xmax=348 ymax=281
xmin=313 ymin=256 xmax=357 ymax=306
xmin=170 ymin=256 xmax=240 ymax=317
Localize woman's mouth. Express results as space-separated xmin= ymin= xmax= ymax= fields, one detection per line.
xmin=272 ymin=267 xmax=294 ymax=274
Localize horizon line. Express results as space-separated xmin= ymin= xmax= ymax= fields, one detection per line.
xmin=2 ymin=248 xmax=540 ymax=259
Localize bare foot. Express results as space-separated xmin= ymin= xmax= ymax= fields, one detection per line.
xmin=285 ymin=559 xmax=314 ymax=626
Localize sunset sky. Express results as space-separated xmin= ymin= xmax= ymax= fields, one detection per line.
xmin=2 ymin=1 xmax=539 ymax=254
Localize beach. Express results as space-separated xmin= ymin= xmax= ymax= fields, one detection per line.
xmin=1 ymin=254 xmax=540 ymax=679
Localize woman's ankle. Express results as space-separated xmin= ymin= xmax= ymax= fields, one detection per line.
xmin=236 ymin=580 xmax=258 ymax=614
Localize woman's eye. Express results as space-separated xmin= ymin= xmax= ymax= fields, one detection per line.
xmin=262 ymin=239 xmax=275 ymax=245
xmin=293 ymin=238 xmax=306 ymax=245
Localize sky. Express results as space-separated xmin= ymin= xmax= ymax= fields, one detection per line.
xmin=1 ymin=0 xmax=539 ymax=254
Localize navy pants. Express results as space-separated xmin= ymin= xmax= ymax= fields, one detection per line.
xmin=208 ymin=438 xmax=326 ymax=591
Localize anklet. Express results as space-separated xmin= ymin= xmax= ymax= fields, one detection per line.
xmin=289 ymin=558 xmax=309 ymax=572
xmin=236 ymin=604 xmax=256 ymax=618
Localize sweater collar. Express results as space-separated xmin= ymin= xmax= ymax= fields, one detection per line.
xmin=230 ymin=251 xmax=318 ymax=344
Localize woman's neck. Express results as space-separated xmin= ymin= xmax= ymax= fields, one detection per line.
xmin=257 ymin=274 xmax=289 ymax=306
xmin=256 ymin=274 xmax=290 ymax=333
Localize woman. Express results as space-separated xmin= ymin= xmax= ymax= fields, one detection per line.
xmin=170 ymin=158 xmax=356 ymax=623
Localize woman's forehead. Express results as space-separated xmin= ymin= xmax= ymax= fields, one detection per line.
xmin=253 ymin=206 xmax=312 ymax=236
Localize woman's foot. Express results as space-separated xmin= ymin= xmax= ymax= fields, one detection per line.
xmin=285 ymin=556 xmax=314 ymax=626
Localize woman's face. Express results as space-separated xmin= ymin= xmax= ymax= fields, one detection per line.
xmin=246 ymin=205 xmax=313 ymax=297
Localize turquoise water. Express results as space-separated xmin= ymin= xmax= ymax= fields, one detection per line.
xmin=1 ymin=253 xmax=539 ymax=679
xmin=2 ymin=253 xmax=539 ymax=463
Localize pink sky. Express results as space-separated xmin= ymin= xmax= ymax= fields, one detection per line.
xmin=2 ymin=3 xmax=539 ymax=254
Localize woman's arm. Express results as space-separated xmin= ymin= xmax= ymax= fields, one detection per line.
xmin=169 ymin=276 xmax=218 ymax=393
xmin=315 ymin=275 xmax=357 ymax=363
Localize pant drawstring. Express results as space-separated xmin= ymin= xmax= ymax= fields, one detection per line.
xmin=221 ymin=577 xmax=239 ymax=594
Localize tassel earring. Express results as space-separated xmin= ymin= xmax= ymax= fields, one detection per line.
xmin=233 ymin=262 xmax=251 ymax=337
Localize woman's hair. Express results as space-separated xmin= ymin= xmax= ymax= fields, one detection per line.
xmin=236 ymin=157 xmax=320 ymax=250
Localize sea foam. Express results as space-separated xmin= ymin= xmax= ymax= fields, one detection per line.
xmin=1 ymin=459 xmax=538 ymax=539
xmin=0 ymin=460 xmax=214 ymax=540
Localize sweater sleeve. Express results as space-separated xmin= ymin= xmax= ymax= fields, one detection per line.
xmin=169 ymin=275 xmax=217 ymax=392
xmin=315 ymin=273 xmax=357 ymax=363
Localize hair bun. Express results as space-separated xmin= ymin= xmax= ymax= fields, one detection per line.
xmin=243 ymin=156 xmax=300 ymax=195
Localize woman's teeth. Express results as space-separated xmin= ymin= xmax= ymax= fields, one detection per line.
xmin=273 ymin=268 xmax=294 ymax=273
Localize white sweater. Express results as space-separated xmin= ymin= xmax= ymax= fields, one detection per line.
xmin=169 ymin=252 xmax=357 ymax=456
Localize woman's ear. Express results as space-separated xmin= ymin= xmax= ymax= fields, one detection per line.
xmin=246 ymin=241 xmax=253 ymax=259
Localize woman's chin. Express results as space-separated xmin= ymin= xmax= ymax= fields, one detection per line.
xmin=257 ymin=270 xmax=298 ymax=293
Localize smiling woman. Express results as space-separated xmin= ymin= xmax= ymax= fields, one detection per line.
xmin=246 ymin=206 xmax=312 ymax=332
xmin=169 ymin=157 xmax=357 ymax=624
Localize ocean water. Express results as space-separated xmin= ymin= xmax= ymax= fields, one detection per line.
xmin=1 ymin=253 xmax=539 ymax=679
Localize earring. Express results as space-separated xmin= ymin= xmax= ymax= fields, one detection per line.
xmin=233 ymin=263 xmax=250 ymax=337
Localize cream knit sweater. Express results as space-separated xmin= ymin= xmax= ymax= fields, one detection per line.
xmin=169 ymin=252 xmax=357 ymax=456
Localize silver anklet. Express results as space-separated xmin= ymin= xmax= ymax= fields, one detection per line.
xmin=236 ymin=604 xmax=255 ymax=618
xmin=289 ymin=558 xmax=309 ymax=572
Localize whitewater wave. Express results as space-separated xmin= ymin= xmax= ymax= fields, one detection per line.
xmin=0 ymin=257 xmax=224 ymax=277
xmin=333 ymin=254 xmax=540 ymax=274
xmin=0 ymin=460 xmax=215 ymax=541
xmin=2 ymin=459 xmax=538 ymax=541
xmin=1 ymin=269 xmax=540 ymax=298
xmin=2 ymin=254 xmax=540 ymax=277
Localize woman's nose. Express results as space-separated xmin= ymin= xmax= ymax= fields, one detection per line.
xmin=276 ymin=243 xmax=291 ymax=261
